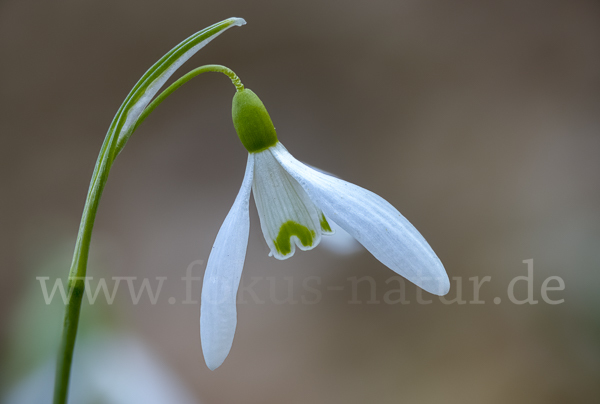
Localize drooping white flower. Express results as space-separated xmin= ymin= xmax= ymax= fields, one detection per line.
xmin=200 ymin=89 xmax=449 ymax=370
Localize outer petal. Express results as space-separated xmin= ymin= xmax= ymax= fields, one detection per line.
xmin=271 ymin=143 xmax=449 ymax=295
xmin=252 ymin=148 xmax=322 ymax=260
xmin=200 ymin=154 xmax=254 ymax=370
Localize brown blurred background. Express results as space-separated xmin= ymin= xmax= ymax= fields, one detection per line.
xmin=1 ymin=0 xmax=600 ymax=403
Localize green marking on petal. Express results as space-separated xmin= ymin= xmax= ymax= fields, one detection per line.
xmin=320 ymin=213 xmax=332 ymax=233
xmin=273 ymin=221 xmax=316 ymax=256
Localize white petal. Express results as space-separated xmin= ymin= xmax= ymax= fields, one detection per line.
xmin=272 ymin=143 xmax=449 ymax=295
xmin=252 ymin=148 xmax=322 ymax=259
xmin=200 ymin=154 xmax=254 ymax=370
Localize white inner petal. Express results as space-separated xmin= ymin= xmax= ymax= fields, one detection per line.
xmin=252 ymin=148 xmax=322 ymax=259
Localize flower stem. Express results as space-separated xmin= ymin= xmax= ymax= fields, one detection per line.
xmin=128 ymin=64 xmax=244 ymax=145
xmin=52 ymin=279 xmax=85 ymax=403
xmin=52 ymin=18 xmax=245 ymax=404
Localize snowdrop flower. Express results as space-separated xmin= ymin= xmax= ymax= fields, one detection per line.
xmin=201 ymin=88 xmax=450 ymax=370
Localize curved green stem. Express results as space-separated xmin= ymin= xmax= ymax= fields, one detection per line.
xmin=52 ymin=18 xmax=245 ymax=404
xmin=127 ymin=64 xmax=243 ymax=149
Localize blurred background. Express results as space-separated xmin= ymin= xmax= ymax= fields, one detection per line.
xmin=1 ymin=0 xmax=599 ymax=403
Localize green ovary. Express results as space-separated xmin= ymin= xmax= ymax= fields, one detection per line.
xmin=232 ymin=89 xmax=278 ymax=153
xmin=273 ymin=221 xmax=316 ymax=256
